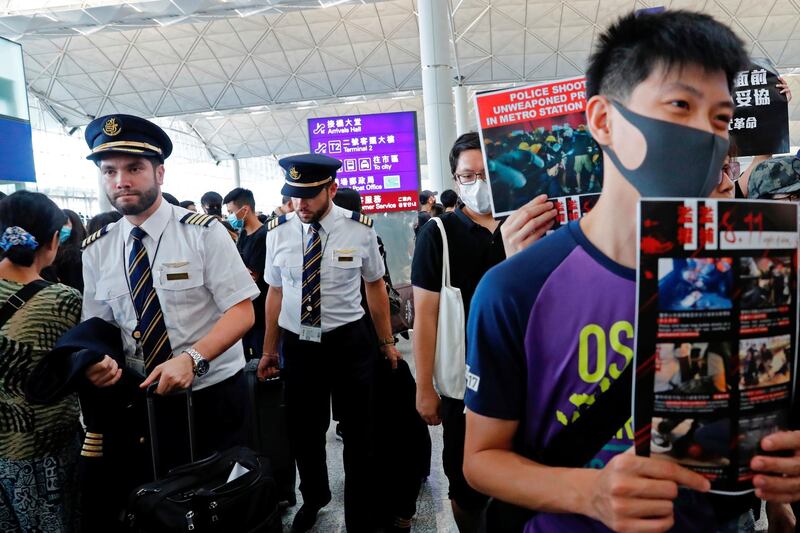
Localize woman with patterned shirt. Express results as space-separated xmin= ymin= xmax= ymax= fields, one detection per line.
xmin=0 ymin=191 xmax=83 ymax=532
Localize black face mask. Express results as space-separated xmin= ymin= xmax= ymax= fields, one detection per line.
xmin=602 ymin=101 xmax=729 ymax=198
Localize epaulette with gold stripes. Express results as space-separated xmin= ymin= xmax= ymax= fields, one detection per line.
xmin=81 ymin=225 xmax=109 ymax=249
xmin=350 ymin=211 xmax=374 ymax=228
xmin=267 ymin=215 xmax=288 ymax=231
xmin=81 ymin=431 xmax=103 ymax=458
xmin=180 ymin=213 xmax=216 ymax=227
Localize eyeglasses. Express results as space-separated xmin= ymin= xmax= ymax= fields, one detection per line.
xmin=719 ymin=161 xmax=741 ymax=184
xmin=454 ymin=172 xmax=486 ymax=185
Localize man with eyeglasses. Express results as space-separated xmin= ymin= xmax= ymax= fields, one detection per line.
xmin=410 ymin=132 xmax=555 ymax=532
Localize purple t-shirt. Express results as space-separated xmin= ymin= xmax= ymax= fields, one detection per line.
xmin=465 ymin=220 xmax=635 ymax=532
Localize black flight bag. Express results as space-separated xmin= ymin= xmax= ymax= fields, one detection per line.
xmin=125 ymin=384 xmax=281 ymax=532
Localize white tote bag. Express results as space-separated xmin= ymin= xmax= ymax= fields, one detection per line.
xmin=431 ymin=217 xmax=467 ymax=400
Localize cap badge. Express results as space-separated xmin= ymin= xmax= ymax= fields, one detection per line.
xmin=103 ymin=117 xmax=121 ymax=137
xmin=289 ymin=166 xmax=301 ymax=180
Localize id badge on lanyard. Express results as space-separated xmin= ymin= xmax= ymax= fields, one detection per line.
xmin=128 ymin=337 xmax=146 ymax=376
xmin=299 ymin=325 xmax=322 ymax=343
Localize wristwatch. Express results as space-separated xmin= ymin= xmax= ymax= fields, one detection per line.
xmin=185 ymin=348 xmax=210 ymax=377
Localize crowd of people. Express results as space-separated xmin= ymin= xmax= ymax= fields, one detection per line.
xmin=4 ymin=8 xmax=800 ymax=533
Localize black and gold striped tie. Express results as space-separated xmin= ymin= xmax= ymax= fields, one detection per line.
xmin=301 ymin=222 xmax=322 ymax=327
xmin=129 ymin=226 xmax=173 ymax=373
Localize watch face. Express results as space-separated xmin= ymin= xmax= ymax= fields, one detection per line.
xmin=196 ymin=358 xmax=210 ymax=376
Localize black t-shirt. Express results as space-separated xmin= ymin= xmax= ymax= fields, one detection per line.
xmin=236 ymin=224 xmax=268 ymax=329
xmin=411 ymin=208 xmax=506 ymax=321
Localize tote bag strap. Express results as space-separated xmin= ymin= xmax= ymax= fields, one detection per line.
xmin=432 ymin=217 xmax=452 ymax=288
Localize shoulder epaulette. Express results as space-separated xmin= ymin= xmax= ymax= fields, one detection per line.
xmin=81 ymin=225 xmax=109 ymax=249
xmin=350 ymin=211 xmax=374 ymax=228
xmin=267 ymin=215 xmax=288 ymax=231
xmin=180 ymin=213 xmax=216 ymax=227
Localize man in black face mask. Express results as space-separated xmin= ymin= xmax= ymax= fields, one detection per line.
xmin=462 ymin=10 xmax=800 ymax=533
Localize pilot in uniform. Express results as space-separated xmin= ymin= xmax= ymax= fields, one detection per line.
xmin=259 ymin=154 xmax=400 ymax=533
xmin=79 ymin=114 xmax=260 ymax=528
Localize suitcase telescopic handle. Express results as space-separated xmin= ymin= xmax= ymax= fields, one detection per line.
xmin=145 ymin=383 xmax=196 ymax=481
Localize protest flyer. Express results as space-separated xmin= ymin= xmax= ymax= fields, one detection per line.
xmin=307 ymin=111 xmax=421 ymax=214
xmin=730 ymin=60 xmax=790 ymax=157
xmin=474 ymin=77 xmax=602 ymax=217
xmin=634 ymin=199 xmax=799 ymax=494
xmin=549 ymin=192 xmax=600 ymax=230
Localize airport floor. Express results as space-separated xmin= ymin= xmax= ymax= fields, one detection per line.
xmin=280 ymin=335 xmax=459 ymax=532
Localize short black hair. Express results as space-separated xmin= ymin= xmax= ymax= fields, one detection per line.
xmin=449 ymin=132 xmax=482 ymax=175
xmin=201 ymin=191 xmax=223 ymax=216
xmin=419 ymin=190 xmax=435 ymax=205
xmin=333 ymin=188 xmax=362 ymax=212
xmin=201 ymin=191 xmax=222 ymax=206
xmin=586 ymin=10 xmax=748 ymax=101
xmin=440 ymin=189 xmax=459 ymax=209
xmin=86 ymin=210 xmax=122 ymax=235
xmin=223 ymin=187 xmax=256 ymax=210
xmin=0 ymin=191 xmax=66 ymax=267
xmin=179 ymin=200 xmax=195 ymax=209
xmin=162 ymin=192 xmax=179 ymax=206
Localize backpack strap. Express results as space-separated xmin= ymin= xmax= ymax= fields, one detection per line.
xmin=0 ymin=280 xmax=52 ymax=330
xmin=537 ymin=363 xmax=632 ymax=467
xmin=481 ymin=363 xmax=633 ymax=533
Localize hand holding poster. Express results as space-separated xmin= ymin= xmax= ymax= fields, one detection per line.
xmin=474 ymin=77 xmax=603 ymax=217
xmin=634 ymin=199 xmax=798 ymax=494
xmin=730 ymin=60 xmax=790 ymax=157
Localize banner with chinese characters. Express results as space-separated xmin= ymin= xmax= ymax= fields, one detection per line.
xmin=474 ymin=77 xmax=602 ymax=218
xmin=307 ymin=111 xmax=421 ymax=214
xmin=731 ymin=61 xmax=790 ymax=157
xmin=634 ymin=199 xmax=799 ymax=494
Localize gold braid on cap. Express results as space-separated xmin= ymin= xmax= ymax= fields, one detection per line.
xmin=284 ymin=176 xmax=333 ymax=187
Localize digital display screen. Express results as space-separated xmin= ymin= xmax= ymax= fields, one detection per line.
xmin=308 ymin=111 xmax=420 ymax=213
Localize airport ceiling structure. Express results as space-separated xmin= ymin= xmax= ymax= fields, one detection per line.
xmin=2 ymin=0 xmax=800 ymax=160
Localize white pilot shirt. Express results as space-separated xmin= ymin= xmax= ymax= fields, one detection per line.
xmin=82 ymin=199 xmax=260 ymax=390
xmin=264 ymin=204 xmax=385 ymax=334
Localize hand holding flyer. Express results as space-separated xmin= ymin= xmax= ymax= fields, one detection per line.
xmin=499 ymin=194 xmax=557 ymax=258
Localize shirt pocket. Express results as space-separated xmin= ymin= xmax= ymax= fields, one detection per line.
xmin=154 ymin=262 xmax=205 ymax=292
xmin=276 ymin=256 xmax=304 ymax=288
xmin=95 ymin=278 xmax=134 ymax=326
xmin=329 ymin=250 xmax=363 ymax=284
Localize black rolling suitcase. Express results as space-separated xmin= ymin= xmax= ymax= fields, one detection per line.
xmin=244 ymin=361 xmax=297 ymax=507
xmin=125 ymin=384 xmax=282 ymax=532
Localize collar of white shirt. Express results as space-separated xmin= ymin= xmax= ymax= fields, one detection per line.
xmin=120 ymin=197 xmax=173 ymax=243
xmin=300 ymin=203 xmax=339 ymax=235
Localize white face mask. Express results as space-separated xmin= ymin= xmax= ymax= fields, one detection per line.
xmin=460 ymin=178 xmax=492 ymax=214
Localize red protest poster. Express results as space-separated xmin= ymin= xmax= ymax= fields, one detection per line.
xmin=475 ymin=77 xmax=603 ymax=217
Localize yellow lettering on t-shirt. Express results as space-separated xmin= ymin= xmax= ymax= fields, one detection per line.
xmin=608 ymin=321 xmax=634 ymax=379
xmin=578 ymin=324 xmax=606 ymax=383
xmin=558 ymin=320 xmax=635 ymax=429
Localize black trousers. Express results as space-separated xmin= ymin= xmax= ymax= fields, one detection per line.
xmin=282 ymin=318 xmax=374 ymax=532
xmin=242 ymin=327 xmax=265 ymax=361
